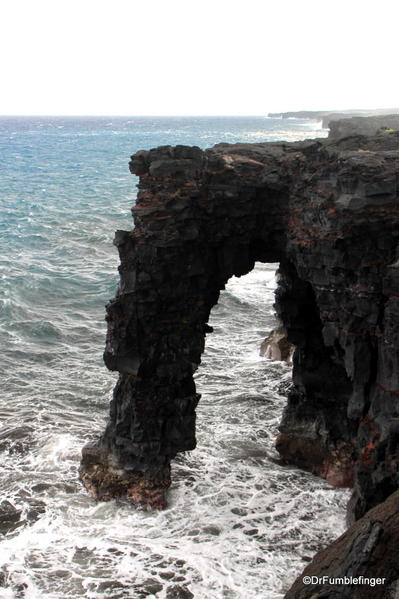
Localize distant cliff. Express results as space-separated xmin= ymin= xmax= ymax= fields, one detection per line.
xmin=80 ymin=128 xmax=399 ymax=597
xmin=328 ymin=114 xmax=399 ymax=140
xmin=268 ymin=109 xmax=399 ymax=129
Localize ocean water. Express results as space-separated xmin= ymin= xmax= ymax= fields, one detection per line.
xmin=0 ymin=116 xmax=348 ymax=599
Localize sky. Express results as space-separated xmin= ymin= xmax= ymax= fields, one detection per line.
xmin=1 ymin=0 xmax=398 ymax=116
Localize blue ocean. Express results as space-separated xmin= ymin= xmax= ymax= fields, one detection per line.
xmin=0 ymin=116 xmax=347 ymax=599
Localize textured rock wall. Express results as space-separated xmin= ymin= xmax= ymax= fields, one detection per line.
xmin=80 ymin=134 xmax=399 ymax=525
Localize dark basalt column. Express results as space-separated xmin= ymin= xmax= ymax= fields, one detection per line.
xmin=275 ymin=259 xmax=355 ymax=488
xmin=80 ymin=135 xmax=399 ymax=517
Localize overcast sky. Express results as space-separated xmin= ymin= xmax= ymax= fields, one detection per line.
xmin=1 ymin=0 xmax=398 ymax=116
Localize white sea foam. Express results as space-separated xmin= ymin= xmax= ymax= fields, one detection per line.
xmin=0 ymin=265 xmax=348 ymax=599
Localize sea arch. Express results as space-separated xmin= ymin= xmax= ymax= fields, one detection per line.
xmin=80 ymin=140 xmax=398 ymax=519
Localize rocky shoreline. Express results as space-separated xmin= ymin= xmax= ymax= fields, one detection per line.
xmin=80 ymin=123 xmax=399 ymax=596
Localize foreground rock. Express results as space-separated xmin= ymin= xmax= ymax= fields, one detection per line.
xmin=285 ymin=490 xmax=399 ymax=599
xmin=80 ymin=132 xmax=399 ymax=516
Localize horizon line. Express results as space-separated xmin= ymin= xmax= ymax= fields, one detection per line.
xmin=1 ymin=108 xmax=398 ymax=119
xmin=0 ymin=113 xmax=274 ymax=118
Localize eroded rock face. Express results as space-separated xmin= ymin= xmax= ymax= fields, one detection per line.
xmin=80 ymin=134 xmax=399 ymax=516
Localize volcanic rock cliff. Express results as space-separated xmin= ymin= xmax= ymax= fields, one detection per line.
xmin=328 ymin=115 xmax=399 ymax=140
xmin=80 ymin=131 xmax=399 ymax=594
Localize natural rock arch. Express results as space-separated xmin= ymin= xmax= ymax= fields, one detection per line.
xmin=80 ymin=137 xmax=399 ymax=521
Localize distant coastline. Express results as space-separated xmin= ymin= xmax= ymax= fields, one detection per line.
xmin=268 ymin=108 xmax=399 ymax=128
